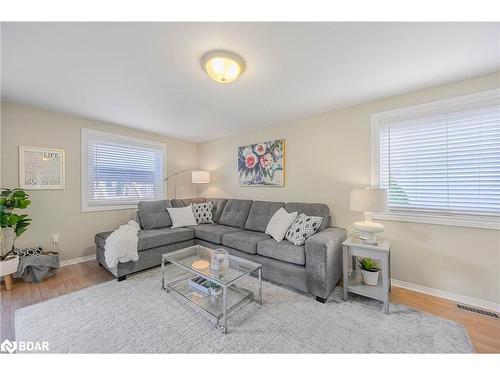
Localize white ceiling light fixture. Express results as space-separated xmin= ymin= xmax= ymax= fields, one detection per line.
xmin=201 ymin=50 xmax=246 ymax=84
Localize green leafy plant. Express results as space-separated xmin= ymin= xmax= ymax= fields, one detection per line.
xmin=358 ymin=257 xmax=380 ymax=272
xmin=205 ymin=280 xmax=222 ymax=291
xmin=0 ymin=188 xmax=32 ymax=237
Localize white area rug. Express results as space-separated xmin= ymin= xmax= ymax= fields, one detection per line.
xmin=15 ymin=266 xmax=473 ymax=353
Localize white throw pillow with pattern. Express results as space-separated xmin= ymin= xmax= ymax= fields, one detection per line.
xmin=192 ymin=202 xmax=214 ymax=224
xmin=285 ymin=213 xmax=323 ymax=245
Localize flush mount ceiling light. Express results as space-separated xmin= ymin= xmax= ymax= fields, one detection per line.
xmin=201 ymin=51 xmax=245 ymax=84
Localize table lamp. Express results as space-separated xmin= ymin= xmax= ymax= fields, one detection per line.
xmin=349 ymin=188 xmax=388 ymax=244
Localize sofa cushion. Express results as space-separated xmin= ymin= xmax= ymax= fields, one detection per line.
xmin=257 ymin=239 xmax=306 ymax=266
xmin=219 ymin=199 xmax=253 ymax=228
xmin=222 ymin=230 xmax=271 ymax=255
xmin=171 ymin=198 xmax=207 ymax=208
xmin=95 ymin=227 xmax=194 ymax=251
xmin=207 ymin=198 xmax=228 ymax=223
xmin=137 ymin=199 xmax=173 ymax=229
xmin=182 ymin=198 xmax=207 ymax=206
xmin=138 ymin=227 xmax=195 ymax=250
xmin=171 ymin=199 xmax=184 ymax=208
xmin=95 ymin=231 xmax=113 ymax=249
xmin=244 ymin=200 xmax=284 ymax=232
xmin=194 ymin=224 xmax=242 ymax=244
xmin=284 ymin=202 xmax=330 ymax=231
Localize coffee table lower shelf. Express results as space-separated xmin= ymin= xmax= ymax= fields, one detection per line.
xmin=165 ymin=276 xmax=256 ymax=333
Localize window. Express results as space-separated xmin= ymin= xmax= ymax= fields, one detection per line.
xmin=82 ymin=129 xmax=166 ymax=212
xmin=371 ymin=89 xmax=500 ymax=229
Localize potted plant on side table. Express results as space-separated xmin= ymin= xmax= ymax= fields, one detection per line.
xmin=358 ymin=257 xmax=380 ymax=286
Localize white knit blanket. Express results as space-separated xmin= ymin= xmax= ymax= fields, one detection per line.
xmin=104 ymin=220 xmax=140 ymax=268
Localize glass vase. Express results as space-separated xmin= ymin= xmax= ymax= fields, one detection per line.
xmin=210 ymin=248 xmax=229 ymax=273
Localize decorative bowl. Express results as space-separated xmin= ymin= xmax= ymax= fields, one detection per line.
xmin=192 ymin=260 xmax=209 ymax=270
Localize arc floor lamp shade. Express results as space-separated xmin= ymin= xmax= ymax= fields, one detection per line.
xmin=192 ymin=171 xmax=210 ymax=184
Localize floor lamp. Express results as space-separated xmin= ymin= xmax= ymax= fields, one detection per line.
xmin=164 ymin=170 xmax=210 ymax=198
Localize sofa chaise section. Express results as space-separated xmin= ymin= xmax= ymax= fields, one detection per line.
xmin=95 ymin=227 xmax=195 ymax=281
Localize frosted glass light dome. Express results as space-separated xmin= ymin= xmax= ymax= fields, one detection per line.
xmin=202 ymin=51 xmax=245 ymax=84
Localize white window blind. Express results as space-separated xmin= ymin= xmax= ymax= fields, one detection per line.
xmin=82 ymin=129 xmax=165 ymax=210
xmin=378 ymin=104 xmax=500 ymax=217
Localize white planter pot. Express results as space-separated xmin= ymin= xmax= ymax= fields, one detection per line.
xmin=0 ymin=255 xmax=19 ymax=277
xmin=361 ymin=269 xmax=379 ymax=286
xmin=210 ymin=287 xmax=222 ymax=302
xmin=1 ymin=227 xmax=16 ymax=257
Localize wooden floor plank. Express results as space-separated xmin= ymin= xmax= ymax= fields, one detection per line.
xmin=1 ymin=260 xmax=498 ymax=352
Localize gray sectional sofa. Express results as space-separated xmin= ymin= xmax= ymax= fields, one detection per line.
xmin=95 ymin=198 xmax=347 ymax=302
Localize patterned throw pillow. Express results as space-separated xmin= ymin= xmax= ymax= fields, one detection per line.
xmin=13 ymin=247 xmax=43 ymax=259
xmin=285 ymin=214 xmax=323 ymax=246
xmin=192 ymin=202 xmax=214 ymax=224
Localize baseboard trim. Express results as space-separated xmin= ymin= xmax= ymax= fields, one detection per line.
xmin=60 ymin=254 xmax=95 ymax=267
xmin=392 ymin=278 xmax=500 ymax=313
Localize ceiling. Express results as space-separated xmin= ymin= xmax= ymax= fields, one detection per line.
xmin=2 ymin=22 xmax=499 ymax=142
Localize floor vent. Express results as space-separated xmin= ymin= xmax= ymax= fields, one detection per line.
xmin=456 ymin=304 xmax=499 ymax=319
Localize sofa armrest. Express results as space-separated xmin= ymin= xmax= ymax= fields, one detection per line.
xmin=305 ymin=227 xmax=347 ymax=299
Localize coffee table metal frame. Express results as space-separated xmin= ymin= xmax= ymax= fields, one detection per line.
xmin=161 ymin=246 xmax=262 ymax=334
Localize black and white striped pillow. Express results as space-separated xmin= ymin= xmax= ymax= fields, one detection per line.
xmin=192 ymin=202 xmax=214 ymax=224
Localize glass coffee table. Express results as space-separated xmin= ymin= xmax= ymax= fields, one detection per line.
xmin=161 ymin=245 xmax=262 ymax=333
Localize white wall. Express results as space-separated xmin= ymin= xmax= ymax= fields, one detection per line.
xmin=1 ymin=101 xmax=198 ymax=261
xmin=197 ymin=71 xmax=500 ymax=305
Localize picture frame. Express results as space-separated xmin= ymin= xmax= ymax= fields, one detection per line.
xmin=19 ymin=145 xmax=65 ymax=190
xmin=237 ymin=139 xmax=285 ymax=187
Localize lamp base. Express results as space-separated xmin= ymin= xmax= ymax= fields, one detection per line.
xmin=353 ymin=220 xmax=384 ymax=245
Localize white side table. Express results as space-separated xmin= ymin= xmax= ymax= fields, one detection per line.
xmin=0 ymin=255 xmax=19 ymax=291
xmin=342 ymin=236 xmax=391 ymax=314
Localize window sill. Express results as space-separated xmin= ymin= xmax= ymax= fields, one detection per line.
xmin=373 ymin=211 xmax=499 ymax=230
xmin=82 ymin=204 xmax=138 ymax=213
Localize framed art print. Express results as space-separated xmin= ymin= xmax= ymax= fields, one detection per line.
xmin=237 ymin=139 xmax=285 ymax=186
xmin=19 ymin=145 xmax=65 ymax=190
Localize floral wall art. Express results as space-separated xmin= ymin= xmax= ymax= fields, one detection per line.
xmin=237 ymin=139 xmax=285 ymax=186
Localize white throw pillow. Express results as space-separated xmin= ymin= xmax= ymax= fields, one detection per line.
xmin=265 ymin=207 xmax=298 ymax=242
xmin=167 ymin=205 xmax=198 ymax=228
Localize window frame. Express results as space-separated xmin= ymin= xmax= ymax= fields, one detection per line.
xmin=370 ymin=89 xmax=500 ymax=230
xmin=81 ymin=128 xmax=167 ymax=213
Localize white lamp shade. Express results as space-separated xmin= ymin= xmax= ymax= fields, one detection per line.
xmin=350 ymin=188 xmax=388 ymax=212
xmin=191 ymin=170 xmax=210 ymax=184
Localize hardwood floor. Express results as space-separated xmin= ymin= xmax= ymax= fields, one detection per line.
xmin=1 ymin=260 xmax=499 ymax=353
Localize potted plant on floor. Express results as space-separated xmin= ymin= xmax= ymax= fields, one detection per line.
xmin=0 ymin=188 xmax=32 ymax=259
xmin=358 ymin=257 xmax=380 ymax=286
